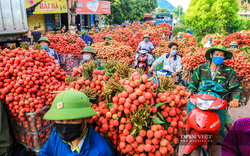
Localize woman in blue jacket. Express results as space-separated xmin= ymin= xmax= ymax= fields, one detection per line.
xmin=80 ymin=30 xmax=91 ymax=46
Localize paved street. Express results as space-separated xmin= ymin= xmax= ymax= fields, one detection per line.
xmin=178 ymin=101 xmax=250 ymax=156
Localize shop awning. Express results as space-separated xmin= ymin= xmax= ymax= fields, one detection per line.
xmin=144 ymin=13 xmax=153 ymax=18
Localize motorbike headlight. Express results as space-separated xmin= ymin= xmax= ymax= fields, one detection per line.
xmin=196 ymin=97 xmax=214 ymax=110
xmin=211 ymin=104 xmax=222 ymax=110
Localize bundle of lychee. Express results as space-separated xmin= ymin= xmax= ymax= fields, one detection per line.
xmin=88 ymin=71 xmax=189 ymax=155
xmin=0 ymin=47 xmax=67 ymax=120
xmin=46 ymin=34 xmax=85 ymax=58
xmin=91 ymin=41 xmax=135 ymax=65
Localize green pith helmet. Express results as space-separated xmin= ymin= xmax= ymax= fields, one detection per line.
xmin=38 ymin=37 xmax=50 ymax=46
xmin=143 ymin=34 xmax=150 ymax=39
xmin=230 ymin=41 xmax=238 ymax=46
xmin=141 ymin=25 xmax=144 ymax=28
xmin=205 ymin=45 xmax=233 ymax=62
xmin=104 ymin=35 xmax=113 ymax=40
xmin=43 ymin=90 xmax=97 ymax=120
xmin=81 ymin=30 xmax=87 ymax=35
xmin=132 ymin=28 xmax=136 ymax=31
xmin=81 ymin=46 xmax=96 ymax=56
xmin=111 ymin=26 xmax=114 ymax=28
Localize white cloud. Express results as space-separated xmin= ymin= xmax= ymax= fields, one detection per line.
xmin=166 ymin=0 xmax=191 ymax=11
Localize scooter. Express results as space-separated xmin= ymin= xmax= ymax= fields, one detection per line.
xmin=135 ymin=49 xmax=153 ymax=73
xmin=183 ymin=85 xmax=240 ymax=156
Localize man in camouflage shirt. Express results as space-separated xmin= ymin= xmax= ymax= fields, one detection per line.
xmin=188 ymin=45 xmax=243 ymax=131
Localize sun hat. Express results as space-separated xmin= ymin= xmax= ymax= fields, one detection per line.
xmin=229 ymin=41 xmax=238 ymax=46
xmin=205 ymin=45 xmax=233 ymax=62
xmin=81 ymin=30 xmax=87 ymax=35
xmin=143 ymin=34 xmax=150 ymax=39
xmin=104 ymin=35 xmax=113 ymax=40
xmin=43 ymin=90 xmax=97 ymax=120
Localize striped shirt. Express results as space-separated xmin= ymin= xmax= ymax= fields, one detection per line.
xmin=221 ymin=118 xmax=250 ymax=156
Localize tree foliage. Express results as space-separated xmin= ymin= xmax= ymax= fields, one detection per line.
xmin=185 ymin=0 xmax=239 ymax=36
xmin=173 ymin=5 xmax=184 ymax=19
xmin=104 ymin=0 xmax=157 ymax=25
xmin=156 ymin=8 xmax=170 ymax=14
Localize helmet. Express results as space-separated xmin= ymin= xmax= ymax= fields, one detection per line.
xmin=81 ymin=30 xmax=87 ymax=35
xmin=177 ymin=32 xmax=184 ymax=35
xmin=143 ymin=34 xmax=150 ymax=39
xmin=132 ymin=28 xmax=136 ymax=31
xmin=81 ymin=46 xmax=96 ymax=56
xmin=208 ymin=37 xmax=213 ymax=41
xmin=38 ymin=37 xmax=50 ymax=46
xmin=230 ymin=41 xmax=238 ymax=46
xmin=43 ymin=90 xmax=97 ymax=120
xmin=104 ymin=35 xmax=113 ymax=40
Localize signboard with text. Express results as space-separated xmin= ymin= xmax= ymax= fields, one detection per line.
xmin=75 ymin=0 xmax=110 ymax=14
xmin=26 ymin=0 xmax=68 ymax=14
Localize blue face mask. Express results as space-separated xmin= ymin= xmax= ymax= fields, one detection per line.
xmin=96 ymin=29 xmax=99 ymax=32
xmin=111 ymin=28 xmax=113 ymax=31
xmin=74 ymin=27 xmax=77 ymax=29
xmin=231 ymin=46 xmax=237 ymax=49
xmin=170 ymin=50 xmax=177 ymax=56
xmin=41 ymin=46 xmax=48 ymax=50
xmin=133 ymin=31 xmax=136 ymax=33
xmin=64 ymin=27 xmax=66 ymax=30
xmin=209 ymin=41 xmax=212 ymax=44
xmin=212 ymin=56 xmax=224 ymax=65
xmin=144 ymin=38 xmax=149 ymax=42
xmin=178 ymin=35 xmax=182 ymax=38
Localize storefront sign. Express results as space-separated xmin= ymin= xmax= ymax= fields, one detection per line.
xmin=74 ymin=0 xmax=110 ymax=14
xmin=26 ymin=0 xmax=68 ymax=14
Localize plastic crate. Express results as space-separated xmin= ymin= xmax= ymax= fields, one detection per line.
xmin=6 ymin=106 xmax=54 ymax=153
xmin=155 ymin=55 xmax=163 ymax=70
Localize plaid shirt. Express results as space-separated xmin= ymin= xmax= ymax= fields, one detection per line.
xmin=188 ymin=63 xmax=243 ymax=101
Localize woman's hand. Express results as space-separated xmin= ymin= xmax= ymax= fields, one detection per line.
xmin=171 ymin=72 xmax=179 ymax=77
xmin=149 ymin=66 xmax=155 ymax=72
xmin=229 ymin=99 xmax=239 ymax=108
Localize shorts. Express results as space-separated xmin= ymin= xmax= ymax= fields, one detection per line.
xmin=224 ymin=109 xmax=232 ymax=124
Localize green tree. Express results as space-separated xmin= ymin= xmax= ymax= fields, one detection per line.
xmin=185 ymin=0 xmax=239 ymax=36
xmin=157 ymin=8 xmax=170 ymax=14
xmin=173 ymin=5 xmax=184 ymax=19
xmin=104 ymin=0 xmax=157 ymax=25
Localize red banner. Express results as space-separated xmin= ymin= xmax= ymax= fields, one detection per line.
xmin=75 ymin=0 xmax=111 ymax=14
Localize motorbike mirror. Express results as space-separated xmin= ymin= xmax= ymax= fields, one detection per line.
xmin=222 ymin=85 xmax=240 ymax=99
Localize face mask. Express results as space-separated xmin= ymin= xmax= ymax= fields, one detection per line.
xmin=111 ymin=28 xmax=113 ymax=31
xmin=55 ymin=123 xmax=83 ymax=142
xmin=209 ymin=41 xmax=212 ymax=44
xmin=170 ymin=50 xmax=177 ymax=56
xmin=231 ymin=46 xmax=237 ymax=49
xmin=83 ymin=54 xmax=91 ymax=60
xmin=212 ymin=56 xmax=224 ymax=65
xmin=178 ymin=35 xmax=182 ymax=38
xmin=74 ymin=27 xmax=77 ymax=29
xmin=41 ymin=46 xmax=48 ymax=50
xmin=144 ymin=38 xmax=149 ymax=42
xmin=96 ymin=29 xmax=99 ymax=32
xmin=64 ymin=27 xmax=66 ymax=30
xmin=133 ymin=31 xmax=136 ymax=33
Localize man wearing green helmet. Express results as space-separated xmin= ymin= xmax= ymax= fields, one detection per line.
xmin=187 ymin=45 xmax=243 ymax=134
xmin=38 ymin=90 xmax=113 ymax=156
xmin=104 ymin=35 xmax=112 ymax=45
xmin=80 ymin=30 xmax=91 ymax=46
xmin=136 ymin=34 xmax=154 ymax=52
xmin=229 ymin=41 xmax=238 ymax=49
xmin=80 ymin=46 xmax=104 ymax=70
xmin=38 ymin=37 xmax=60 ymax=64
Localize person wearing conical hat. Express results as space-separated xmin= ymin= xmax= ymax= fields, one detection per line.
xmin=187 ymin=45 xmax=243 ymax=134
xmin=132 ymin=28 xmax=136 ymax=38
xmin=80 ymin=46 xmax=104 ymax=70
xmin=136 ymin=34 xmax=154 ymax=52
xmin=38 ymin=90 xmax=112 ymax=155
xmin=229 ymin=41 xmax=238 ymax=49
xmin=38 ymin=37 xmax=60 ymax=64
xmin=177 ymin=32 xmax=184 ymax=41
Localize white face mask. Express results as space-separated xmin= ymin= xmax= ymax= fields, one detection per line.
xmin=83 ymin=54 xmax=91 ymax=60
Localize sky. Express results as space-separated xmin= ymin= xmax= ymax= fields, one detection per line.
xmin=167 ymin=0 xmax=192 ymax=11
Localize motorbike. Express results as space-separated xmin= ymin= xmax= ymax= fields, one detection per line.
xmin=135 ymin=49 xmax=153 ymax=73
xmin=183 ymin=85 xmax=240 ymax=156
